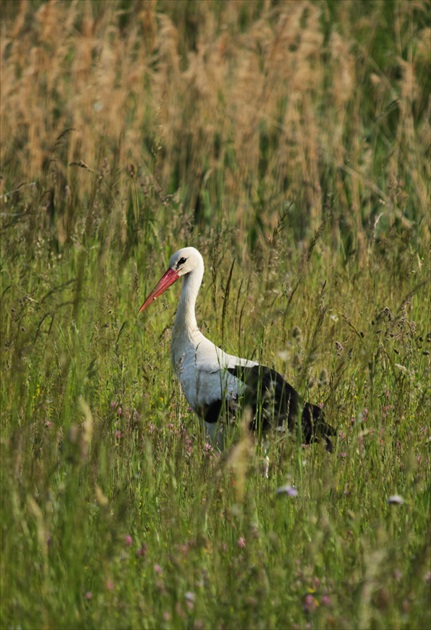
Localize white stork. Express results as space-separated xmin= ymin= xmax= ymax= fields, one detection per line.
xmin=139 ymin=247 xmax=335 ymax=451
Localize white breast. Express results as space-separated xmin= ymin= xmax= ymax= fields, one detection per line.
xmin=171 ymin=331 xmax=257 ymax=412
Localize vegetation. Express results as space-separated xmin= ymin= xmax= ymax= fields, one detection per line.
xmin=1 ymin=1 xmax=430 ymax=628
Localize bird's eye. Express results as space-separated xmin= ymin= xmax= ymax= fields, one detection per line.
xmin=177 ymin=257 xmax=187 ymax=267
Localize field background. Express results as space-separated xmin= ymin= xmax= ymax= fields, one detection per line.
xmin=1 ymin=1 xmax=430 ymax=628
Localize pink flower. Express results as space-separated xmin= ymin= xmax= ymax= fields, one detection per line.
xmin=106 ymin=581 xmax=114 ymax=591
xmin=237 ymin=537 xmax=246 ymax=549
xmin=154 ymin=564 xmax=163 ymax=574
xmin=136 ymin=544 xmax=147 ymax=557
xmin=321 ymin=594 xmax=331 ymax=606
xmin=303 ymin=593 xmax=318 ymax=613
xmin=124 ymin=535 xmax=133 ymax=546
xmin=115 ymin=430 xmax=122 ymax=439
xmin=85 ymin=591 xmax=92 ymax=600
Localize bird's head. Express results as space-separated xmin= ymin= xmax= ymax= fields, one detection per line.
xmin=168 ymin=247 xmax=203 ymax=277
xmin=139 ymin=247 xmax=204 ymax=313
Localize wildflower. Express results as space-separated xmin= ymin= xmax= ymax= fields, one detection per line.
xmin=106 ymin=581 xmax=114 ymax=591
xmin=136 ymin=544 xmax=147 ymax=558
xmin=185 ymin=591 xmax=196 ymax=610
xmin=114 ymin=430 xmax=122 ymax=439
xmin=340 ymin=452 xmax=347 ymax=458
xmin=276 ymin=484 xmax=298 ymax=497
xmin=321 ymin=594 xmax=331 ymax=606
xmin=303 ymin=593 xmax=318 ymax=613
xmin=110 ymin=401 xmax=118 ymax=409
xmin=85 ymin=591 xmax=92 ymax=600
xmin=44 ymin=420 xmax=52 ymax=428
xmin=237 ymin=537 xmax=246 ymax=549
xmin=124 ymin=535 xmax=133 ymax=546
xmin=154 ymin=564 xmax=163 ymax=574
xmin=163 ymin=611 xmax=171 ymax=622
xmin=387 ymin=495 xmax=404 ymax=505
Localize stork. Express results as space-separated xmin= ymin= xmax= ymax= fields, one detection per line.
xmin=139 ymin=247 xmax=335 ymax=451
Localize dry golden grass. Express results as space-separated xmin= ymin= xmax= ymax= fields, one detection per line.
xmin=1 ymin=0 xmax=429 ymax=256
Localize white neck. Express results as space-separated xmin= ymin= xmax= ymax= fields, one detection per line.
xmin=173 ymin=266 xmax=203 ymax=340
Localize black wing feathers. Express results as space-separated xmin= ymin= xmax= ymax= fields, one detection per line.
xmin=227 ymin=365 xmax=335 ymax=451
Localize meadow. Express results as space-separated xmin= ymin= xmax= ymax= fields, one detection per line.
xmin=1 ymin=1 xmax=430 ymax=628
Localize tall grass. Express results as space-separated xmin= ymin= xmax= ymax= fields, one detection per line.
xmin=1 ymin=1 xmax=430 ymax=628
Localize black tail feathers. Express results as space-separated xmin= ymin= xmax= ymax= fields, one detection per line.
xmin=302 ymin=403 xmax=336 ymax=452
xmin=227 ymin=364 xmax=337 ymax=451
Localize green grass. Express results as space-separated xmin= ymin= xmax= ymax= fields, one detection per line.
xmin=1 ymin=231 xmax=430 ymax=629
xmin=1 ymin=1 xmax=430 ymax=628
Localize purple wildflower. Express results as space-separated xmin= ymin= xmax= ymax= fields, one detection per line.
xmin=276 ymin=484 xmax=298 ymax=497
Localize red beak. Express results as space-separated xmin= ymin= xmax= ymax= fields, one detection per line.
xmin=139 ymin=267 xmax=180 ymax=313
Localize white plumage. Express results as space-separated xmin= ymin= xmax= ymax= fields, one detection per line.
xmin=139 ymin=247 xmax=335 ymax=450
